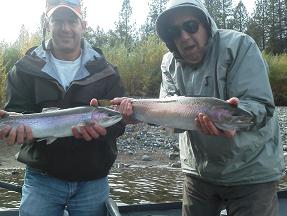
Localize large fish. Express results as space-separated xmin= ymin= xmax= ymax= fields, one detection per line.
xmin=0 ymin=106 xmax=122 ymax=144
xmin=102 ymin=96 xmax=254 ymax=131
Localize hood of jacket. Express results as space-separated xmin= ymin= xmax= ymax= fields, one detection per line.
xmin=156 ymin=0 xmax=218 ymax=59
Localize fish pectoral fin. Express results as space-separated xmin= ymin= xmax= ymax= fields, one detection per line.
xmin=162 ymin=127 xmax=175 ymax=134
xmin=97 ymin=99 xmax=113 ymax=107
xmin=160 ymin=127 xmax=186 ymax=134
xmin=37 ymin=137 xmax=58 ymax=145
xmin=46 ymin=137 xmax=58 ymax=145
xmin=42 ymin=107 xmax=60 ymax=112
xmin=72 ymin=121 xmax=96 ymax=131
xmin=6 ymin=112 xmax=23 ymax=117
xmin=173 ymin=128 xmax=187 ymax=133
xmin=15 ymin=152 xmax=19 ymax=160
xmin=81 ymin=120 xmax=96 ymax=126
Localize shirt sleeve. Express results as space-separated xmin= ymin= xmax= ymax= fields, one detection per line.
xmin=159 ymin=52 xmax=179 ymax=98
xmin=226 ymin=35 xmax=275 ymax=130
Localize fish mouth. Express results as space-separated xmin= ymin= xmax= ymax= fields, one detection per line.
xmin=99 ymin=115 xmax=122 ymax=128
xmin=235 ymin=117 xmax=254 ymax=126
xmin=213 ymin=115 xmax=254 ymax=131
xmin=231 ymin=108 xmax=254 ymax=125
xmin=227 ymin=116 xmax=254 ymax=129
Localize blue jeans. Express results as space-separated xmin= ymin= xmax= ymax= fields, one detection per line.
xmin=19 ymin=167 xmax=109 ymax=216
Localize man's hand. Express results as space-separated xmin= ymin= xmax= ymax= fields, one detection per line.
xmin=195 ymin=97 xmax=239 ymax=138
xmin=72 ymin=99 xmax=107 ymax=141
xmin=0 ymin=110 xmax=33 ymax=145
xmin=111 ymin=97 xmax=139 ymax=124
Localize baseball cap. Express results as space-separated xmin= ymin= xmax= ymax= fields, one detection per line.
xmin=46 ymin=0 xmax=82 ymax=19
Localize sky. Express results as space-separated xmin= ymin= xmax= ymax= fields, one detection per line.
xmin=0 ymin=0 xmax=255 ymax=44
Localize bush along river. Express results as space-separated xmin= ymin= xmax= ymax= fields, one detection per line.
xmin=0 ymin=107 xmax=286 ymax=209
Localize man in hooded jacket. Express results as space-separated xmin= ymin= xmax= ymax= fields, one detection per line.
xmin=113 ymin=0 xmax=285 ymax=215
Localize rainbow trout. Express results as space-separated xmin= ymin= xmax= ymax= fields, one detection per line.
xmin=105 ymin=96 xmax=254 ymax=131
xmin=0 ymin=106 xmax=122 ymax=144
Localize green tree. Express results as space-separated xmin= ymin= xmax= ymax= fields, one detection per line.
xmin=204 ymin=0 xmax=230 ymax=28
xmin=102 ymin=35 xmax=167 ymax=96
xmin=85 ymin=26 xmax=124 ymax=50
xmin=221 ymin=0 xmax=233 ymax=28
xmin=0 ymin=47 xmax=6 ymax=108
xmin=115 ymin=0 xmax=136 ymax=48
xmin=141 ymin=0 xmax=168 ymax=37
xmin=246 ymin=18 xmax=263 ymax=46
xmin=2 ymin=26 xmax=41 ymax=74
xmin=204 ymin=0 xmax=221 ymax=26
xmin=80 ymin=0 xmax=87 ymax=20
xmin=240 ymin=0 xmax=287 ymax=53
xmin=229 ymin=1 xmax=249 ymax=32
xmin=266 ymin=0 xmax=287 ymax=53
xmin=248 ymin=0 xmax=266 ymax=49
xmin=85 ymin=26 xmax=109 ymax=48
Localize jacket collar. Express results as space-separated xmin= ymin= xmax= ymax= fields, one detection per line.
xmin=15 ymin=39 xmax=105 ymax=80
xmin=33 ymin=39 xmax=102 ymax=65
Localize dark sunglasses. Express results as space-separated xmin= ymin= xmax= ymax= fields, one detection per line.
xmin=47 ymin=0 xmax=81 ymax=6
xmin=167 ymin=20 xmax=200 ymax=40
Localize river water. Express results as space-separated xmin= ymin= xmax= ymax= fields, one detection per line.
xmin=0 ymin=167 xmax=286 ymax=209
xmin=0 ymin=167 xmax=184 ymax=209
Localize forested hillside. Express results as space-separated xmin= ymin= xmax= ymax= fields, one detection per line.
xmin=0 ymin=0 xmax=286 ymax=106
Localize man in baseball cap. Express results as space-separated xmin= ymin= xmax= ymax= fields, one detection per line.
xmin=42 ymin=0 xmax=85 ymax=53
xmin=0 ymin=0 xmax=126 ymax=215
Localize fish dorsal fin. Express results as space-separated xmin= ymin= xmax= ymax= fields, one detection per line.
xmin=42 ymin=107 xmax=61 ymax=113
xmin=97 ymin=99 xmax=112 ymax=107
xmin=46 ymin=137 xmax=58 ymax=145
xmin=4 ymin=112 xmax=23 ymax=117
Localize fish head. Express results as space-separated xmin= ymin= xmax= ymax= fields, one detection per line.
xmin=208 ymin=104 xmax=254 ymax=131
xmin=91 ymin=107 xmax=122 ymax=127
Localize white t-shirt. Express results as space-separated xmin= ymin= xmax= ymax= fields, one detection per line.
xmin=51 ymin=54 xmax=81 ymax=90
